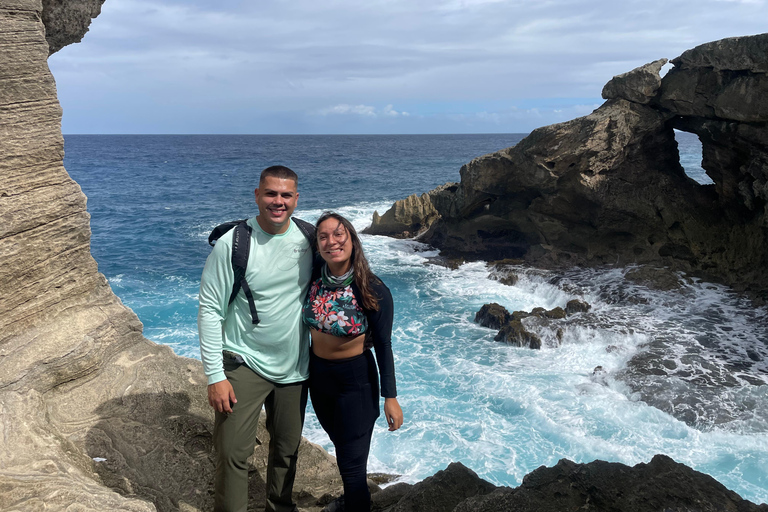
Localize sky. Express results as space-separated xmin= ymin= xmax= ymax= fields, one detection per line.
xmin=48 ymin=0 xmax=767 ymax=135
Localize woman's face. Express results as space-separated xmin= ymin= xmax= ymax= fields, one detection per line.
xmin=317 ymin=218 xmax=354 ymax=271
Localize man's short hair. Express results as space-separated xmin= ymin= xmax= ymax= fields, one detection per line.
xmin=260 ymin=165 xmax=298 ymax=185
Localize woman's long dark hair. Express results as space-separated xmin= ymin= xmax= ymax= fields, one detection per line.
xmin=315 ymin=211 xmax=379 ymax=311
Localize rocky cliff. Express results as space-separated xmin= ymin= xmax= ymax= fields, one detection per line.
xmin=366 ymin=34 xmax=768 ymax=298
xmin=0 ymin=2 xmax=341 ymax=510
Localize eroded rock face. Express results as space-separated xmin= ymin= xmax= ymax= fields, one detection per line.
xmin=364 ymin=183 xmax=458 ymax=238
xmin=602 ymin=58 xmax=668 ymax=104
xmin=0 ymin=2 xmax=341 ymax=510
xmin=368 ymin=33 xmax=768 ymax=296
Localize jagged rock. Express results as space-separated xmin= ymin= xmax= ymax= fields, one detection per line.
xmin=369 ymin=33 xmax=768 ymax=295
xmin=487 ymin=260 xmax=521 ymax=286
xmin=543 ymin=306 xmax=565 ymax=319
xmin=453 ymin=455 xmax=768 ymax=512
xmin=625 ymin=265 xmax=685 ymax=291
xmin=659 ymin=35 xmax=768 ymax=122
xmin=474 ymin=303 xmax=511 ymax=330
xmin=371 ymin=483 xmax=413 ymax=512
xmin=565 ymin=299 xmax=591 ymax=315
xmin=364 ymin=183 xmax=458 ymax=238
xmin=602 ymin=58 xmax=668 ymax=104
xmin=511 ymin=310 xmax=530 ymax=321
xmin=42 ymin=0 xmax=105 ymax=55
xmin=495 ymin=320 xmax=542 ymax=349
xmin=377 ymin=462 xmax=496 ymax=512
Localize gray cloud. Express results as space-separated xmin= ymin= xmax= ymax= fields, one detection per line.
xmin=49 ymin=0 xmax=768 ymax=133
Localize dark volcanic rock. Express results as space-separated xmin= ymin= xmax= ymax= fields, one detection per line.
xmin=378 ymin=462 xmax=496 ymax=512
xmin=367 ymin=33 xmax=768 ymax=295
xmin=453 ymin=455 xmax=768 ymax=512
xmin=474 ymin=303 xmax=511 ymax=330
xmin=625 ymin=265 xmax=686 ymax=291
xmin=565 ymin=299 xmax=591 ymax=315
xmin=495 ymin=320 xmax=542 ymax=349
xmin=488 ymin=260 xmax=521 ymax=286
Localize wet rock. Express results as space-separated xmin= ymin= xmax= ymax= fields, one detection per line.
xmin=543 ymin=306 xmax=566 ymax=319
xmin=487 ymin=259 xmax=522 ymax=286
xmin=474 ymin=303 xmax=511 ymax=330
xmin=511 ymin=310 xmax=531 ymax=321
xmin=565 ymin=299 xmax=591 ymax=315
xmin=602 ymin=59 xmax=668 ymax=104
xmin=495 ymin=320 xmax=542 ymax=349
xmin=425 ymin=255 xmax=465 ymax=269
xmin=625 ymin=265 xmax=685 ymax=291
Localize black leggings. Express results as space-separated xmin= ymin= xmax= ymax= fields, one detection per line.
xmin=310 ymin=350 xmax=380 ymax=512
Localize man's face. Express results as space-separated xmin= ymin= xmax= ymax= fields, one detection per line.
xmin=254 ymin=176 xmax=299 ymax=234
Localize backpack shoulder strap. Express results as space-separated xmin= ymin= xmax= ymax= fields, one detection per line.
xmin=228 ymin=220 xmax=260 ymax=325
xmin=292 ymin=217 xmax=323 ymax=280
xmin=208 ymin=219 xmax=247 ymax=247
xmin=292 ymin=217 xmax=316 ymax=246
xmin=207 ymin=219 xmax=260 ymax=324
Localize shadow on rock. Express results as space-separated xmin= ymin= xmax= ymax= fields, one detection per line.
xmin=86 ymin=391 xmax=221 ymax=511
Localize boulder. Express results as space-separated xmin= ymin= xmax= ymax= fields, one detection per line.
xmin=495 ymin=320 xmax=542 ymax=349
xmin=624 ymin=265 xmax=685 ymax=291
xmin=474 ymin=303 xmax=511 ymax=330
xmin=565 ymin=299 xmax=591 ymax=315
xmin=602 ymin=58 xmax=668 ymax=104
xmin=380 ymin=462 xmax=496 ymax=512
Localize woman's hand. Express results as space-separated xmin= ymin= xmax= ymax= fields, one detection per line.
xmin=384 ymin=397 xmax=404 ymax=431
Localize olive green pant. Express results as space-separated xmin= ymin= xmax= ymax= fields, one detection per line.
xmin=214 ymin=357 xmax=308 ymax=512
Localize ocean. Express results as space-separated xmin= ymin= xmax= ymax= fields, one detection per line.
xmin=63 ymin=133 xmax=767 ymax=504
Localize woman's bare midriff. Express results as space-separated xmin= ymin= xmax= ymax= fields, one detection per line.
xmin=310 ymin=328 xmax=366 ymax=359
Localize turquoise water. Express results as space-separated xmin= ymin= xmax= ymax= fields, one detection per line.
xmin=64 ymin=133 xmax=767 ymax=504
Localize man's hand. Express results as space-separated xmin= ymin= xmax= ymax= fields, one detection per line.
xmin=208 ymin=379 xmax=237 ymax=413
xmin=384 ymin=397 xmax=404 ymax=431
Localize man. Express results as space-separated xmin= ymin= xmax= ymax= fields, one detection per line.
xmin=198 ymin=165 xmax=313 ymax=512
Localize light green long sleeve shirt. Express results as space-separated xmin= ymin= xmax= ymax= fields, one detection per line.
xmin=198 ymin=218 xmax=312 ymax=385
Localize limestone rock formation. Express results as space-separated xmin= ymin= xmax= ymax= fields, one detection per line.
xmin=0 ymin=2 xmax=341 ymax=510
xmin=368 ymin=33 xmax=768 ymax=297
xmin=364 ymin=183 xmax=457 ymax=238
xmin=602 ymin=58 xmax=668 ymax=104
xmin=41 ymin=0 xmax=106 ymax=55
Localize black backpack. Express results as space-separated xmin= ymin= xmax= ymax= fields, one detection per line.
xmin=208 ymin=217 xmax=317 ymax=325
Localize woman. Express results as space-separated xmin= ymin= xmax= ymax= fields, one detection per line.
xmin=303 ymin=212 xmax=404 ymax=512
